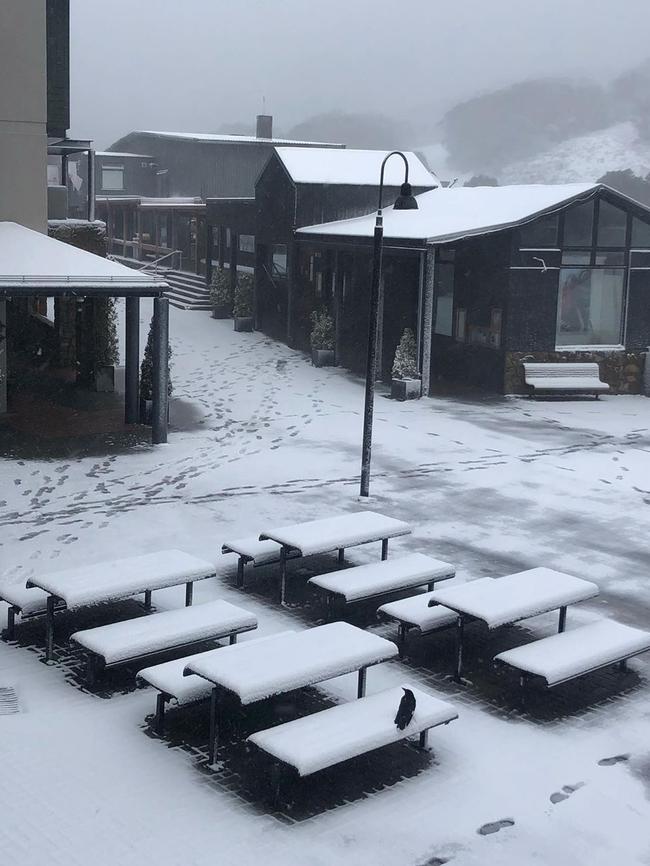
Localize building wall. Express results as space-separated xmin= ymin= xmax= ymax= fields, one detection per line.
xmin=46 ymin=0 xmax=69 ymax=137
xmin=0 ymin=0 xmax=48 ymax=232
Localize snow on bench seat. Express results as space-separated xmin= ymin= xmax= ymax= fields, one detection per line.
xmin=221 ymin=536 xmax=283 ymax=566
xmin=378 ymin=593 xmax=458 ymax=651
xmin=248 ymin=685 xmax=458 ymax=776
xmin=523 ymin=363 xmax=609 ymax=394
xmin=71 ymin=599 xmax=257 ymax=666
xmin=494 ymin=620 xmax=650 ymax=687
xmin=259 ymin=510 xmax=410 ymax=557
xmin=308 ymin=553 xmax=455 ymax=603
xmin=0 ymin=583 xmax=52 ymax=618
xmin=27 ymin=549 xmax=216 ymax=609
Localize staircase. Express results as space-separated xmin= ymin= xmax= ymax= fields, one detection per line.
xmin=161 ymin=269 xmax=212 ymax=311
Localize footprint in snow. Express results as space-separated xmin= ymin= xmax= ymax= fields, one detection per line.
xmin=477 ymin=819 xmax=514 ymax=835
xmin=550 ymin=782 xmax=585 ymax=803
xmin=598 ymin=754 xmax=630 ymax=766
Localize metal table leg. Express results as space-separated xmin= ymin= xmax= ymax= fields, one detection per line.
xmin=357 ymin=666 xmax=367 ymax=698
xmin=144 ymin=589 xmax=153 ymax=611
xmin=229 ymin=633 xmax=237 ymax=645
xmin=45 ymin=595 xmax=56 ymax=663
xmin=279 ymin=547 xmax=287 ymax=606
xmin=6 ymin=606 xmax=16 ymax=641
xmin=398 ymin=623 xmax=408 ymax=658
xmin=155 ymin=693 xmax=166 ymax=734
xmin=381 ymin=538 xmax=389 ymax=560
xmin=454 ymin=615 xmax=464 ymax=682
xmin=558 ymin=605 xmax=567 ymax=633
xmin=236 ymin=558 xmax=245 ymax=589
xmin=338 ymin=547 xmax=345 ymax=564
xmin=185 ymin=581 xmax=194 ymax=607
xmin=208 ymin=687 xmax=220 ymax=765
xmin=419 ymin=729 xmax=429 ymax=749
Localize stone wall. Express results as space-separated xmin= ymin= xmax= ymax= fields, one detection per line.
xmin=504 ymin=350 xmax=646 ymax=394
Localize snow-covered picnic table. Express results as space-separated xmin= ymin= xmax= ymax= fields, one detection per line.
xmin=427 ymin=568 xmax=600 ymax=680
xmin=220 ymin=536 xmax=283 ymax=588
xmin=182 ymin=621 xmax=399 ymax=763
xmin=258 ymin=511 xmax=411 ymax=604
xmin=25 ymin=549 xmax=217 ymax=661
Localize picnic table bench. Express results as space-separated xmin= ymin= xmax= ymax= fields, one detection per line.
xmin=248 ymin=684 xmax=458 ymax=803
xmin=427 ymin=568 xmax=600 ymax=681
xmin=25 ymin=549 xmax=217 ymax=661
xmin=137 ymin=631 xmax=295 ymax=733
xmin=378 ymin=592 xmax=458 ymax=655
xmin=308 ymin=553 xmax=455 ymax=619
xmin=182 ymin=621 xmax=399 ymax=763
xmin=494 ymin=619 xmax=650 ymax=689
xmin=523 ymin=362 xmax=609 ymax=398
xmin=258 ymin=511 xmax=411 ymax=605
xmin=220 ymin=536 xmax=284 ymax=588
xmin=71 ymin=599 xmax=257 ymax=686
xmin=0 ymin=584 xmax=66 ymax=642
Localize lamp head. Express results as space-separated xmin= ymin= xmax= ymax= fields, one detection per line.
xmin=393 ymin=182 xmax=418 ymax=210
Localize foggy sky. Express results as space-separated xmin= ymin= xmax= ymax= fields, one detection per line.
xmin=70 ymin=0 xmax=650 ymax=149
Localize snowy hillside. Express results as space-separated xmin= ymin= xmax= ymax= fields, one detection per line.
xmin=500 ymin=122 xmax=650 ymax=184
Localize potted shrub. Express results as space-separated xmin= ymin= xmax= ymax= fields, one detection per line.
xmin=310 ymin=308 xmax=335 ymax=367
xmin=94 ymin=298 xmax=118 ymax=392
xmin=233 ymin=272 xmax=254 ymax=332
xmin=209 ymin=267 xmax=233 ymax=319
xmin=391 ymin=328 xmax=421 ymax=400
xmin=139 ymin=319 xmax=173 ymax=424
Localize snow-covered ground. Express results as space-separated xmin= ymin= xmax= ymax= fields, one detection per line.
xmin=1 ymin=301 xmax=650 ymax=866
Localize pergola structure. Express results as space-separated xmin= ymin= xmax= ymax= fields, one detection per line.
xmin=48 ymin=138 xmax=96 ymax=222
xmin=0 ymin=222 xmax=171 ymax=443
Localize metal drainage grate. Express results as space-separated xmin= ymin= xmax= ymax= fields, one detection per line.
xmin=0 ymin=687 xmax=19 ymax=715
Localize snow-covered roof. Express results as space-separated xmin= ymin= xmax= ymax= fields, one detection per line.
xmin=138 ymin=197 xmax=205 ymax=209
xmin=137 ymin=130 xmax=345 ymax=148
xmin=0 ymin=222 xmax=167 ymax=293
xmin=96 ymin=152 xmax=153 ymax=159
xmin=297 ymin=182 xmax=601 ymax=243
xmin=274 ymin=147 xmax=438 ymax=187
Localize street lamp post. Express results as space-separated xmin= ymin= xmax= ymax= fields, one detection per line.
xmin=359 ymin=151 xmax=418 ymax=498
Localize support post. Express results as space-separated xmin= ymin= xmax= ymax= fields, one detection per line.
xmin=205 ymin=223 xmax=214 ymax=287
xmin=338 ymin=547 xmax=345 ymax=564
xmin=6 ymin=606 xmax=16 ymax=641
xmin=144 ymin=589 xmax=152 ymax=611
xmin=229 ymin=232 xmax=238 ymax=296
xmin=398 ymin=623 xmax=408 ymax=658
xmin=454 ymin=615 xmax=464 ymax=682
xmin=229 ymin=633 xmax=237 ymax=645
xmin=279 ymin=547 xmax=287 ymax=606
xmin=357 ymin=666 xmax=367 ymax=698
xmin=155 ymin=693 xmax=166 ymax=734
xmin=208 ymin=687 xmax=219 ymax=765
xmin=151 ymin=297 xmax=170 ymax=445
xmin=558 ymin=605 xmax=567 ymax=633
xmin=236 ymin=558 xmax=245 ymax=589
xmin=87 ymin=149 xmax=96 ymax=222
xmin=618 ymin=659 xmax=628 ymax=672
xmin=419 ymin=729 xmax=429 ymax=749
xmin=420 ymin=246 xmax=435 ymax=397
xmin=86 ymin=654 xmax=97 ymax=688
xmin=218 ymin=226 xmax=226 ymax=269
xmin=0 ymin=300 xmax=7 ymax=414
xmin=124 ymin=296 xmax=140 ymax=424
xmin=45 ymin=595 xmax=56 ymax=663
xmin=381 ymin=538 xmax=389 ymax=560
xmin=185 ymin=582 xmax=193 ymax=607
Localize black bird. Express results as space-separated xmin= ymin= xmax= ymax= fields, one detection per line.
xmin=394 ymin=688 xmax=416 ymax=730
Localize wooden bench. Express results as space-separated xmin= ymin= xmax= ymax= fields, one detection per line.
xmin=137 ymin=631 xmax=295 ymax=733
xmin=248 ymin=685 xmax=458 ymax=803
xmin=523 ymin=362 xmax=609 ymax=398
xmin=221 ymin=536 xmax=284 ymax=588
xmin=71 ymin=599 xmax=257 ymax=686
xmin=0 ymin=584 xmax=65 ymax=641
xmin=494 ymin=619 xmax=650 ymax=689
xmin=308 ymin=553 xmax=456 ymax=619
xmin=378 ymin=592 xmax=459 ymax=656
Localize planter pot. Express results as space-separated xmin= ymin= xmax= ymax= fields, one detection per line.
xmin=233 ymin=316 xmax=254 ymax=332
xmin=212 ymin=305 xmax=231 ymax=320
xmin=94 ymin=365 xmax=115 ymax=393
xmin=312 ymin=348 xmax=335 ymax=367
xmin=391 ymin=377 xmax=421 ymax=401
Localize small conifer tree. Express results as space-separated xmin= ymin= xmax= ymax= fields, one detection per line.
xmin=310 ymin=309 xmax=335 ymax=350
xmin=391 ymin=328 xmax=419 ymax=379
xmin=209 ymin=267 xmax=233 ymax=312
xmin=233 ymin=272 xmax=254 ymax=317
xmin=140 ymin=318 xmax=173 ymax=401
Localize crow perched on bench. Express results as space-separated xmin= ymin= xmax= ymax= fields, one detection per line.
xmin=394 ymin=688 xmax=416 ymax=730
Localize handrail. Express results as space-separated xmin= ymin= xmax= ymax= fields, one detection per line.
xmin=139 ymin=249 xmax=183 ymax=272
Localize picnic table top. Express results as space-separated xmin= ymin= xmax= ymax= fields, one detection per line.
xmin=220 ymin=536 xmax=282 ymax=564
xmin=248 ymin=684 xmax=458 ymax=776
xmin=308 ymin=553 xmax=455 ymax=601
xmin=0 ymin=582 xmax=52 ymax=616
xmin=71 ymin=599 xmax=257 ymax=665
xmin=183 ymin=621 xmax=398 ymax=704
xmin=26 ymin=549 xmax=216 ymax=610
xmin=379 ymin=592 xmax=458 ymax=631
xmin=494 ymin=620 xmax=650 ymax=685
xmin=258 ymin=510 xmax=411 ymax=557
xmin=428 ymin=568 xmax=599 ymax=629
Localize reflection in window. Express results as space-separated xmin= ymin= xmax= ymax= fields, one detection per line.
xmin=562 ymin=251 xmax=591 ymax=265
xmin=632 ymin=217 xmax=650 ymax=248
xmin=597 ymin=201 xmax=627 ymax=247
xmin=101 ymin=166 xmax=124 ymax=191
xmin=239 ymin=234 xmax=255 ymax=253
xmin=271 ymin=244 xmax=288 ymax=277
xmin=434 ymin=262 xmax=454 ymax=336
xmin=520 ymin=213 xmax=559 ymax=247
xmin=563 ymin=201 xmax=594 ymax=246
xmin=595 ymin=251 xmax=625 ymax=267
xmin=556 ymin=268 xmax=625 ymax=346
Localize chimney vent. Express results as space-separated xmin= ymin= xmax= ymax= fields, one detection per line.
xmin=256 ymin=115 xmax=273 ymax=139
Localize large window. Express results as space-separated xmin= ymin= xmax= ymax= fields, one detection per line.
xmin=101 ymin=166 xmax=124 ymax=191
xmin=556 ymin=267 xmax=625 ymax=347
xmin=597 ymin=201 xmax=627 ymax=247
xmin=519 ymin=213 xmax=559 ymax=247
xmin=632 ymin=216 xmax=650 ymax=248
xmin=563 ymin=201 xmax=594 ymax=246
xmin=239 ymin=234 xmax=255 ymax=253
xmin=434 ymin=261 xmax=454 ymax=336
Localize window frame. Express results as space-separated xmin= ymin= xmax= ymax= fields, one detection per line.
xmin=101 ymin=165 xmax=125 ymax=191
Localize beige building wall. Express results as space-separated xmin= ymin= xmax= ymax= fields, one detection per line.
xmin=0 ymin=0 xmax=48 ymax=412
xmin=0 ymin=0 xmax=48 ymax=232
